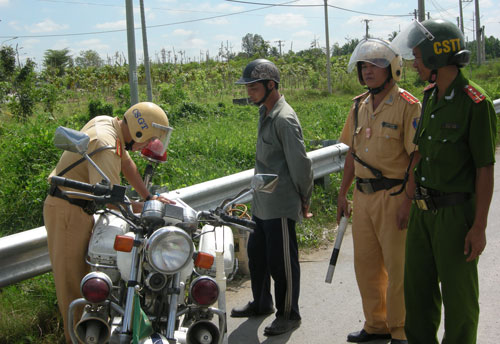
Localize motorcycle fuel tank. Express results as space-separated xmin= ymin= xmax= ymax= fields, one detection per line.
xmin=197 ymin=225 xmax=236 ymax=278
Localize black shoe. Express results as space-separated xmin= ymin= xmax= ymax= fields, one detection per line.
xmin=391 ymin=340 xmax=408 ymax=344
xmin=347 ymin=329 xmax=391 ymax=343
xmin=263 ymin=317 xmax=301 ymax=336
xmin=230 ymin=302 xmax=274 ymax=318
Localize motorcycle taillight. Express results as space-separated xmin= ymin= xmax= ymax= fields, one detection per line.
xmin=80 ymin=272 xmax=112 ymax=304
xmin=190 ymin=276 xmax=219 ymax=306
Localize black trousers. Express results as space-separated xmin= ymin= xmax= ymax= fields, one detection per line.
xmin=248 ymin=216 xmax=301 ymax=320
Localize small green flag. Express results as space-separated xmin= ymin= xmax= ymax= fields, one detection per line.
xmin=132 ymin=293 xmax=154 ymax=344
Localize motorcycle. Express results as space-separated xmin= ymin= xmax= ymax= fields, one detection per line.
xmin=50 ymin=126 xmax=278 ymax=344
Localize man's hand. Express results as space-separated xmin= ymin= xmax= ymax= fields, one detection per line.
xmin=336 ymin=196 xmax=352 ymax=224
xmin=396 ymin=198 xmax=412 ymax=230
xmin=151 ymin=194 xmax=175 ymax=205
xmin=464 ymin=225 xmax=486 ymax=262
xmin=302 ymin=203 xmax=313 ymax=219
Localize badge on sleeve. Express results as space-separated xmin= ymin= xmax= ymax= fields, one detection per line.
xmin=412 ymin=117 xmax=419 ymax=129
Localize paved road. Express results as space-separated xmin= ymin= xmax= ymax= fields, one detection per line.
xmin=225 ymin=149 xmax=500 ymax=344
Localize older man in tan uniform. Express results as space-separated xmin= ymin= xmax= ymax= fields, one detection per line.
xmin=336 ymin=39 xmax=421 ymax=344
xmin=44 ymin=102 xmax=172 ymax=343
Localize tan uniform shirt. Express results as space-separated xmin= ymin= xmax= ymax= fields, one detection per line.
xmin=49 ymin=116 xmax=131 ymax=189
xmin=339 ymin=84 xmax=421 ymax=179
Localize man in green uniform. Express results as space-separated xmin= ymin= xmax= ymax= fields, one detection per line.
xmin=392 ymin=19 xmax=497 ymax=343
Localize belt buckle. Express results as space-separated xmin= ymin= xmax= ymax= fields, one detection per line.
xmin=358 ymin=181 xmax=374 ymax=194
xmin=416 ymin=199 xmax=429 ymax=211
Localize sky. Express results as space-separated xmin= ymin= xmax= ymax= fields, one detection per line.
xmin=1 ymin=0 xmax=499 ymax=67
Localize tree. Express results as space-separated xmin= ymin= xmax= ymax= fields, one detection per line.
xmin=0 ymin=46 xmax=16 ymax=80
xmin=388 ymin=31 xmax=398 ymax=42
xmin=485 ymin=36 xmax=500 ymax=59
xmin=43 ymin=48 xmax=73 ymax=76
xmin=331 ymin=38 xmax=360 ymax=56
xmin=241 ymin=33 xmax=270 ymax=57
xmin=75 ymin=49 xmax=103 ymax=68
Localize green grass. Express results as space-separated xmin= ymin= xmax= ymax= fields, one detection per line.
xmin=0 ymin=274 xmax=63 ymax=344
xmin=0 ymin=91 xmax=354 ymax=343
xmin=1 ymin=59 xmax=499 ymax=343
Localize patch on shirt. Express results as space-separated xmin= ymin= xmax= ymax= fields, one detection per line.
xmin=412 ymin=117 xmax=419 ymax=129
xmin=441 ymin=123 xmax=460 ymax=129
xmin=381 ymin=121 xmax=398 ymax=130
xmin=399 ymin=90 xmax=419 ymax=104
xmin=463 ymin=85 xmax=485 ymax=103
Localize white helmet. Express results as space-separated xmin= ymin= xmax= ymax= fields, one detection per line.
xmin=347 ymin=38 xmax=403 ymax=85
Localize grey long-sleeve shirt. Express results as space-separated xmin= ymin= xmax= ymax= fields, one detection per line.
xmin=252 ymin=96 xmax=313 ymax=222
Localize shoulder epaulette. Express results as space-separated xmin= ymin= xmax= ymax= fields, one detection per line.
xmin=424 ymin=83 xmax=437 ymax=92
xmin=352 ymin=91 xmax=369 ymax=102
xmin=464 ymin=85 xmax=485 ymax=103
xmin=115 ymin=138 xmax=122 ymax=157
xmin=399 ymin=90 xmax=419 ymax=104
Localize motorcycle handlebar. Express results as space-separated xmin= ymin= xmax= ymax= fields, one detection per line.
xmin=50 ymin=176 xmax=111 ymax=196
xmin=219 ymin=213 xmax=256 ymax=231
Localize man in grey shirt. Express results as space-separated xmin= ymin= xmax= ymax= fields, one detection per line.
xmin=230 ymin=59 xmax=313 ymax=336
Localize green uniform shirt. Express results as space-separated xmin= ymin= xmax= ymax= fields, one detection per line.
xmin=414 ymin=71 xmax=497 ymax=193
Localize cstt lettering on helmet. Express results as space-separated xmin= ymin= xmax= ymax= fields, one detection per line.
xmin=433 ymin=39 xmax=461 ymax=55
xmin=133 ymin=108 xmax=149 ymax=130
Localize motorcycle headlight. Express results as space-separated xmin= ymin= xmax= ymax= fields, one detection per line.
xmin=146 ymin=226 xmax=193 ymax=274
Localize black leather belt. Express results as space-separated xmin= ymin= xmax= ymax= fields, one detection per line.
xmin=49 ymin=185 xmax=97 ymax=215
xmin=356 ymin=177 xmax=404 ymax=194
xmin=414 ymin=185 xmax=471 ymax=211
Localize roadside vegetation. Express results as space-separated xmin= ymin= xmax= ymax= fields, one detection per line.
xmin=0 ymin=36 xmax=499 ymax=342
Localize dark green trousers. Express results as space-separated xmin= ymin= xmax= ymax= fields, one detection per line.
xmin=404 ymin=200 xmax=479 ymax=344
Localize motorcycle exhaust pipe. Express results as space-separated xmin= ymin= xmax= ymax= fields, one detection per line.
xmin=186 ymin=321 xmax=220 ymax=344
xmin=74 ymin=308 xmax=111 ymax=344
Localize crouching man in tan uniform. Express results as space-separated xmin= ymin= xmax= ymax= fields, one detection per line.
xmin=44 ymin=102 xmax=173 ymax=343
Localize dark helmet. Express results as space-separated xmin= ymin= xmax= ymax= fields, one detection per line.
xmin=235 ymin=59 xmax=280 ymax=85
xmin=392 ymin=19 xmax=470 ymax=69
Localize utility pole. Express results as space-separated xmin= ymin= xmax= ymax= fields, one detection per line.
xmin=459 ymin=0 xmax=464 ymax=33
xmin=275 ymin=40 xmax=285 ymax=56
xmin=459 ymin=0 xmax=473 ymax=34
xmin=474 ymin=0 xmax=482 ymax=65
xmin=324 ymin=0 xmax=332 ymax=94
xmin=418 ymin=0 xmax=425 ymax=22
xmin=125 ymin=0 xmax=139 ymax=105
xmin=139 ymin=0 xmax=152 ymax=102
xmin=362 ymin=19 xmax=372 ymax=39
xmin=481 ymin=25 xmax=486 ymax=63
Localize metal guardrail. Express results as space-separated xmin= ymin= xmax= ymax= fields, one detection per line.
xmin=0 ymin=143 xmax=349 ymax=288
xmin=2 ymin=97 xmax=499 ymax=288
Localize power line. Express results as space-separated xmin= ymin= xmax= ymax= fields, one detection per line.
xmin=39 ymin=0 xmax=240 ymax=15
xmin=0 ymin=0 xmax=299 ymax=39
xmin=226 ymin=0 xmax=413 ymax=17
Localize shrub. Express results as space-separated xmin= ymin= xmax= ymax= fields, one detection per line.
xmin=88 ymin=98 xmax=113 ymax=120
